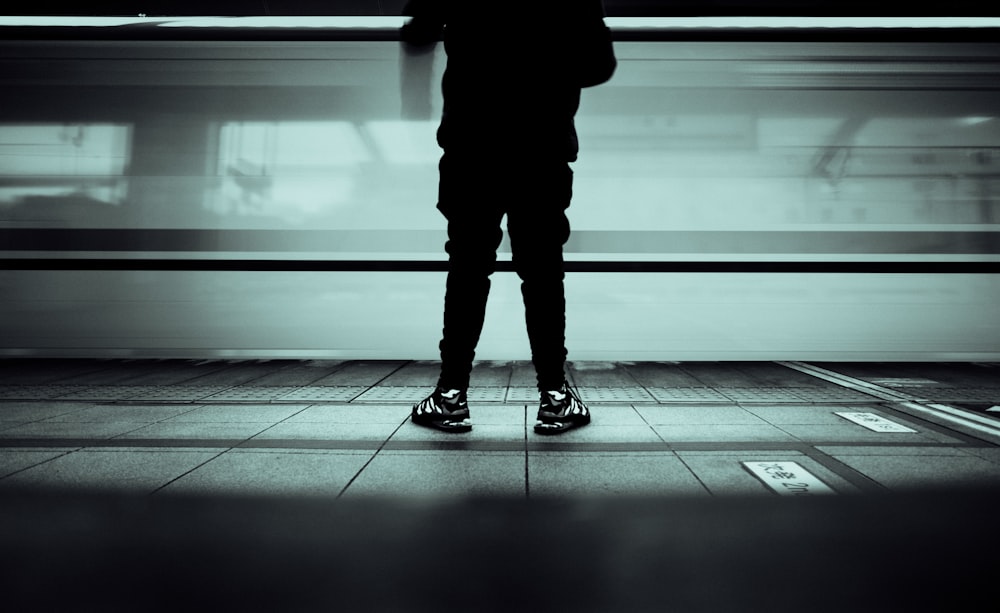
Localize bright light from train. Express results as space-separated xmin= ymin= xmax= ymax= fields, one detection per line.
xmin=154 ymin=17 xmax=405 ymax=29
xmin=364 ymin=121 xmax=440 ymax=165
xmin=958 ymin=117 xmax=995 ymax=127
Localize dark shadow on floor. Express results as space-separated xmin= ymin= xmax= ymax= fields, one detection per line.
xmin=1 ymin=485 xmax=996 ymax=612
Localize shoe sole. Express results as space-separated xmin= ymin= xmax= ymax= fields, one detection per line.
xmin=411 ymin=414 xmax=472 ymax=433
xmin=533 ymin=415 xmax=591 ymax=435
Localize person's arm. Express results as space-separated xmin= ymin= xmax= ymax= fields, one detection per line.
xmin=401 ymin=0 xmax=445 ymax=47
xmin=574 ymin=0 xmax=616 ymax=88
xmin=400 ymin=0 xmax=444 ymax=120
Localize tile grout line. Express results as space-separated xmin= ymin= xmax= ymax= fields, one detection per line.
xmin=802 ymin=446 xmax=890 ymax=494
xmin=336 ymin=415 xmax=409 ymax=499
xmin=0 ymin=447 xmax=81 ymax=481
xmin=149 ymin=447 xmax=233 ymax=496
xmin=148 ymin=403 xmax=316 ymax=496
xmin=347 ymin=361 xmax=414 ymax=404
xmin=634 ymin=402 xmax=716 ymax=496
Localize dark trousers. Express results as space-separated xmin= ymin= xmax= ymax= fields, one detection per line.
xmin=436 ymin=152 xmax=573 ymax=392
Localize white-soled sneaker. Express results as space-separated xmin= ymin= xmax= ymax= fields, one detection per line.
xmin=412 ymin=387 xmax=472 ymax=433
xmin=534 ymin=383 xmax=590 ymax=435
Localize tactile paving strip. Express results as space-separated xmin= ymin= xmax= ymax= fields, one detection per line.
xmin=57 ymin=386 xmax=154 ymax=401
xmin=506 ymin=387 xmax=541 ymax=403
xmin=467 ymin=387 xmax=508 ymax=402
xmin=353 ymin=386 xmax=431 ymax=403
xmin=129 ymin=386 xmax=231 ymax=402
xmin=0 ymin=385 xmax=90 ymax=400
xmin=506 ymin=387 xmax=657 ymax=403
xmin=275 ymin=387 xmax=366 ymax=402
xmin=717 ymin=388 xmax=820 ymax=403
xmin=350 ymin=386 xmax=507 ymax=403
xmin=646 ymin=387 xmax=731 ymax=403
xmin=203 ymin=386 xmax=302 ymax=402
xmin=575 ymin=387 xmax=657 ymax=403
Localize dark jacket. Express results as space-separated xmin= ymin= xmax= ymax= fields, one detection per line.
xmin=401 ymin=0 xmax=616 ymax=161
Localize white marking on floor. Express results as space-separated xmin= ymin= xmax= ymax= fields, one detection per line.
xmin=835 ymin=412 xmax=917 ymax=433
xmin=742 ymin=461 xmax=836 ymax=496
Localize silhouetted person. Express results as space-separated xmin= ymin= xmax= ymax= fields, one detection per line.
xmin=402 ymin=0 xmax=616 ymax=434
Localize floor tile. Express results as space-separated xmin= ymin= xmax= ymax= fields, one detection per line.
xmin=250 ymin=421 xmax=401 ymax=442
xmin=0 ymin=449 xmax=70 ymax=478
xmin=44 ymin=404 xmax=199 ymax=423
xmin=584 ymin=405 xmax=647 ymax=426
xmin=507 ymin=387 xmax=540 ymax=402
xmin=377 ymin=361 xmax=439 ymax=386
xmin=960 ymin=447 xmax=1000 ymax=465
xmin=0 ymin=449 xmax=219 ymax=494
xmin=163 ymin=404 xmax=309 ymax=423
xmin=530 ymin=425 xmax=663 ymax=444
xmin=276 ymin=387 xmax=365 ymax=402
xmin=130 ymin=386 xmax=230 ymax=402
xmin=353 ymin=386 xmax=428 ymax=403
xmin=465 ymin=405 xmax=525 ymax=426
xmin=469 ymin=361 xmax=513 ymax=387
xmin=0 ymin=421 xmax=147 ymax=440
xmin=777 ymin=424 xmax=946 ymax=444
xmin=509 ymin=362 xmax=541 ymax=387
xmin=159 ymin=449 xmax=374 ymax=498
xmin=575 ymin=387 xmax=657 ymax=403
xmin=466 ymin=387 xmax=509 ymax=402
xmin=528 ymin=452 xmax=708 ymax=497
xmin=653 ymin=424 xmax=797 ymax=443
xmin=824 ymin=453 xmax=1000 ymax=490
xmin=646 ymin=387 xmax=731 ymax=403
xmin=115 ymin=422 xmax=272 ymax=442
xmin=814 ymin=445 xmax=970 ymax=456
xmin=391 ymin=421 xmax=524 ymax=443
xmin=0 ymin=402 xmax=94 ymax=421
xmin=0 ymin=421 xmax=27 ymax=433
xmin=284 ymin=404 xmax=409 ymax=424
xmin=718 ymin=388 xmax=814 ymax=403
xmin=202 ymin=387 xmax=304 ymax=402
xmin=637 ymin=405 xmax=768 ymax=426
xmin=567 ymin=361 xmax=643 ymax=387
xmin=623 ymin=363 xmax=708 ymax=387
xmin=245 ymin=360 xmax=346 ymax=386
xmin=676 ymin=451 xmax=857 ymax=496
xmin=743 ymin=405 xmax=875 ymax=425
xmin=342 ymin=451 xmax=524 ymax=498
xmin=307 ymin=361 xmax=405 ymax=386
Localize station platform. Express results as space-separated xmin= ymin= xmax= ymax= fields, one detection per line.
xmin=2 ymin=359 xmax=999 ymax=611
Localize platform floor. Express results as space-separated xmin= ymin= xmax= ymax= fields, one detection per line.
xmin=2 ymin=359 xmax=999 ymax=498
xmin=2 ymin=359 xmax=999 ymax=611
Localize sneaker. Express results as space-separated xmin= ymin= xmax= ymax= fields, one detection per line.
xmin=534 ymin=383 xmax=590 ymax=435
xmin=412 ymin=387 xmax=472 ymax=433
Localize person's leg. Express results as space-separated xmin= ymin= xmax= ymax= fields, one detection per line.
xmin=413 ymin=153 xmax=503 ymax=433
xmin=507 ymin=160 xmax=573 ymax=392
xmin=435 ymin=153 xmax=505 ymax=391
xmin=508 ymin=159 xmax=590 ymax=434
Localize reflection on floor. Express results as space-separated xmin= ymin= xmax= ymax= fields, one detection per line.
xmin=1 ymin=359 xmax=998 ymax=611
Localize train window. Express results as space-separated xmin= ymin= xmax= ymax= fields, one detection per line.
xmin=210 ymin=121 xmax=373 ymax=222
xmin=0 ymin=123 xmax=131 ymax=215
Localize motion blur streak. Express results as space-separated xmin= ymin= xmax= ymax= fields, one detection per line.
xmin=0 ymin=19 xmax=998 ymax=359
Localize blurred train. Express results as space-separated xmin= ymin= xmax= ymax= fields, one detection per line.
xmin=0 ymin=14 xmax=998 ymax=360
